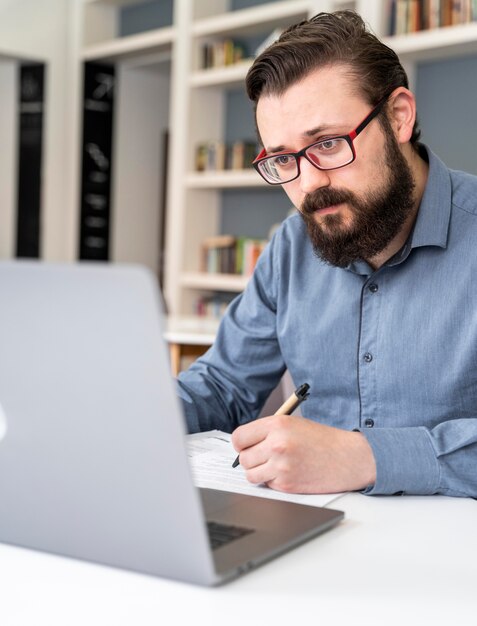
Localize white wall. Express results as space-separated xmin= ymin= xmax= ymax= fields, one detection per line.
xmin=0 ymin=58 xmax=17 ymax=258
xmin=0 ymin=0 xmax=79 ymax=261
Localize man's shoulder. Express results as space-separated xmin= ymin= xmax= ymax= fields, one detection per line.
xmin=279 ymin=210 xmax=307 ymax=237
xmin=262 ymin=210 xmax=320 ymax=277
xmin=449 ymin=168 xmax=477 ymax=216
xmin=269 ymin=210 xmax=307 ymax=246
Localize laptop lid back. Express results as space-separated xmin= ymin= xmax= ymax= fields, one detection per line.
xmin=0 ymin=261 xmax=216 ymax=585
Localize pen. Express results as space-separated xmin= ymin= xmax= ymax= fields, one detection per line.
xmin=232 ymin=382 xmax=310 ymax=468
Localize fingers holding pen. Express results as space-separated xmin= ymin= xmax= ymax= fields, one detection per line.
xmin=232 ymin=415 xmax=270 ymax=454
xmin=232 ymin=383 xmax=310 ymax=469
xmin=232 ymin=414 xmax=296 ymax=484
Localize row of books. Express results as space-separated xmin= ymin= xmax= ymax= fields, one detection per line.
xmin=195 ymin=140 xmax=258 ymax=171
xmin=201 ymin=39 xmax=247 ymax=70
xmin=194 ymin=293 xmax=236 ymax=319
xmin=201 ymin=234 xmax=267 ymax=277
xmin=388 ymin=0 xmax=477 ymax=35
xmin=200 ymin=28 xmax=284 ymax=71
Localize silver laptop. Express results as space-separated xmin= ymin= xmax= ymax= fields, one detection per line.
xmin=0 ymin=260 xmax=343 ymax=586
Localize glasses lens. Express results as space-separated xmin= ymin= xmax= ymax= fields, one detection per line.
xmin=306 ymin=138 xmax=354 ymax=169
xmin=257 ymin=154 xmax=298 ymax=184
xmin=256 ymin=137 xmax=355 ymax=184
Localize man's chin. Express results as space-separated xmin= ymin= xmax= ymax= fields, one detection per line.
xmin=311 ymin=201 xmax=357 ymax=223
xmin=313 ymin=211 xmax=352 ymax=234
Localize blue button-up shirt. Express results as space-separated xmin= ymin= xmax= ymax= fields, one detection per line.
xmin=178 ymin=146 xmax=477 ymax=497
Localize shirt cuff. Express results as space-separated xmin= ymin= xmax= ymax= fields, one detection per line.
xmin=358 ymin=426 xmax=441 ymax=495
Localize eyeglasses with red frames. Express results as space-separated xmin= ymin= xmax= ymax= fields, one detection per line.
xmin=252 ymin=95 xmax=389 ymax=185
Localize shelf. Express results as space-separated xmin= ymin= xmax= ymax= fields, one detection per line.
xmin=186 ymin=169 xmax=268 ymax=189
xmin=81 ymin=26 xmax=176 ymax=62
xmin=192 ymin=0 xmax=310 ymax=38
xmin=190 ymin=60 xmax=252 ymax=88
xmin=0 ymin=49 xmax=44 ymax=63
xmin=164 ymin=315 xmax=219 ymax=345
xmin=84 ymin=0 xmax=145 ymax=5
xmin=384 ymin=22 xmax=477 ymax=63
xmin=180 ymin=272 xmax=249 ymax=292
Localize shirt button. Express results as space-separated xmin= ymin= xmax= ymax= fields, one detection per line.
xmin=368 ymin=283 xmax=378 ymax=293
xmin=364 ymin=418 xmax=374 ymax=428
xmin=363 ymin=352 xmax=373 ymax=363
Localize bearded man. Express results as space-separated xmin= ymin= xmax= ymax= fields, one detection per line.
xmin=177 ymin=11 xmax=477 ymax=498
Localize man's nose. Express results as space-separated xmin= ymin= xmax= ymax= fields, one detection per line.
xmin=298 ymin=157 xmax=331 ymax=194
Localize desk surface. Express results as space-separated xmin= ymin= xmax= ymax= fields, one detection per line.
xmin=1 ymin=492 xmax=475 ymax=626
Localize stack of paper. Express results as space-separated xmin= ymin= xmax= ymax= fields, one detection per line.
xmin=187 ymin=430 xmax=343 ymax=508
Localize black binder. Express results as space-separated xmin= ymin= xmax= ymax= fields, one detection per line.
xmin=16 ymin=63 xmax=45 ymax=258
xmin=79 ymin=62 xmax=115 ymax=261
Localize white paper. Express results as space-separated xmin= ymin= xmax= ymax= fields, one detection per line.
xmin=187 ymin=430 xmax=343 ymax=508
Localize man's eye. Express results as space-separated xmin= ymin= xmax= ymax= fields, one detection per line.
xmin=318 ymin=139 xmax=340 ymax=151
xmin=274 ymin=155 xmax=293 ymax=166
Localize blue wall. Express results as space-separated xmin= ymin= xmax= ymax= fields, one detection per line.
xmin=221 ymin=88 xmax=291 ymax=237
xmin=119 ymin=0 xmax=280 ymax=35
xmin=415 ymin=54 xmax=477 ymax=175
xmin=120 ymin=0 xmax=173 ymax=35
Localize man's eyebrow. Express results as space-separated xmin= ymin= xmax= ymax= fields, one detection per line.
xmin=265 ymin=144 xmax=286 ymax=153
xmin=303 ymin=123 xmax=343 ymax=138
xmin=265 ymin=124 xmax=345 ymax=153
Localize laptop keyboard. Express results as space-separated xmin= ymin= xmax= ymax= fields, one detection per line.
xmin=207 ymin=521 xmax=254 ymax=550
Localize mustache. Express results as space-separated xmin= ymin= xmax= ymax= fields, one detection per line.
xmin=301 ymin=188 xmax=356 ymax=214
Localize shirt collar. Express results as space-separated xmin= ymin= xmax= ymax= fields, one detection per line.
xmin=347 ymin=143 xmax=452 ymax=276
xmin=408 ymin=143 xmax=451 ymax=251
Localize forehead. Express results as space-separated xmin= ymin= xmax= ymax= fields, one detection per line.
xmin=256 ymin=65 xmax=365 ymax=149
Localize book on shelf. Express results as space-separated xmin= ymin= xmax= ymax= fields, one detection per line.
xmin=388 ymin=0 xmax=477 ymax=36
xmin=201 ymin=39 xmax=246 ymax=70
xmin=201 ymin=234 xmax=236 ymax=274
xmin=201 ymin=234 xmax=267 ymax=277
xmin=195 ymin=140 xmax=258 ymax=172
xmin=230 ymin=141 xmax=257 ymax=170
xmin=236 ymin=237 xmax=267 ymax=276
xmin=195 ymin=292 xmax=236 ymax=319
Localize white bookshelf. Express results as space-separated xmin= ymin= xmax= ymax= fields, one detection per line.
xmin=81 ymin=26 xmax=176 ymax=62
xmin=166 ymin=0 xmax=328 ymax=318
xmin=0 ymin=0 xmax=78 ymax=263
xmin=384 ymin=21 xmax=477 ymax=62
xmin=74 ymin=0 xmax=477 ymax=323
xmin=190 ymin=60 xmax=252 ymax=88
xmin=191 ymin=0 xmax=310 ymax=37
xmin=0 ymin=53 xmax=19 ymax=259
xmin=76 ymin=0 xmax=176 ymax=275
xmin=181 ymin=271 xmax=249 ymax=292
xmin=185 ymin=170 xmax=268 ymax=189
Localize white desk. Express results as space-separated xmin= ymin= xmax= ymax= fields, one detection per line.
xmin=1 ymin=493 xmax=475 ymax=626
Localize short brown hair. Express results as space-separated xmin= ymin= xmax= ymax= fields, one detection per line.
xmin=246 ymin=10 xmax=420 ymax=144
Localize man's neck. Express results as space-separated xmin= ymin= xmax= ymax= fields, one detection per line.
xmin=367 ymin=145 xmax=429 ymax=271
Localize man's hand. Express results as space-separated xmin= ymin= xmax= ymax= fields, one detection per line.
xmin=231 ymin=415 xmax=376 ymax=494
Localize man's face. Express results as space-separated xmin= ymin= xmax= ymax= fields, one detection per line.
xmin=256 ymin=66 xmax=415 ymax=267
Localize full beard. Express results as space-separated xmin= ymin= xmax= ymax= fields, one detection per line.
xmin=300 ymin=130 xmax=416 ymax=268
